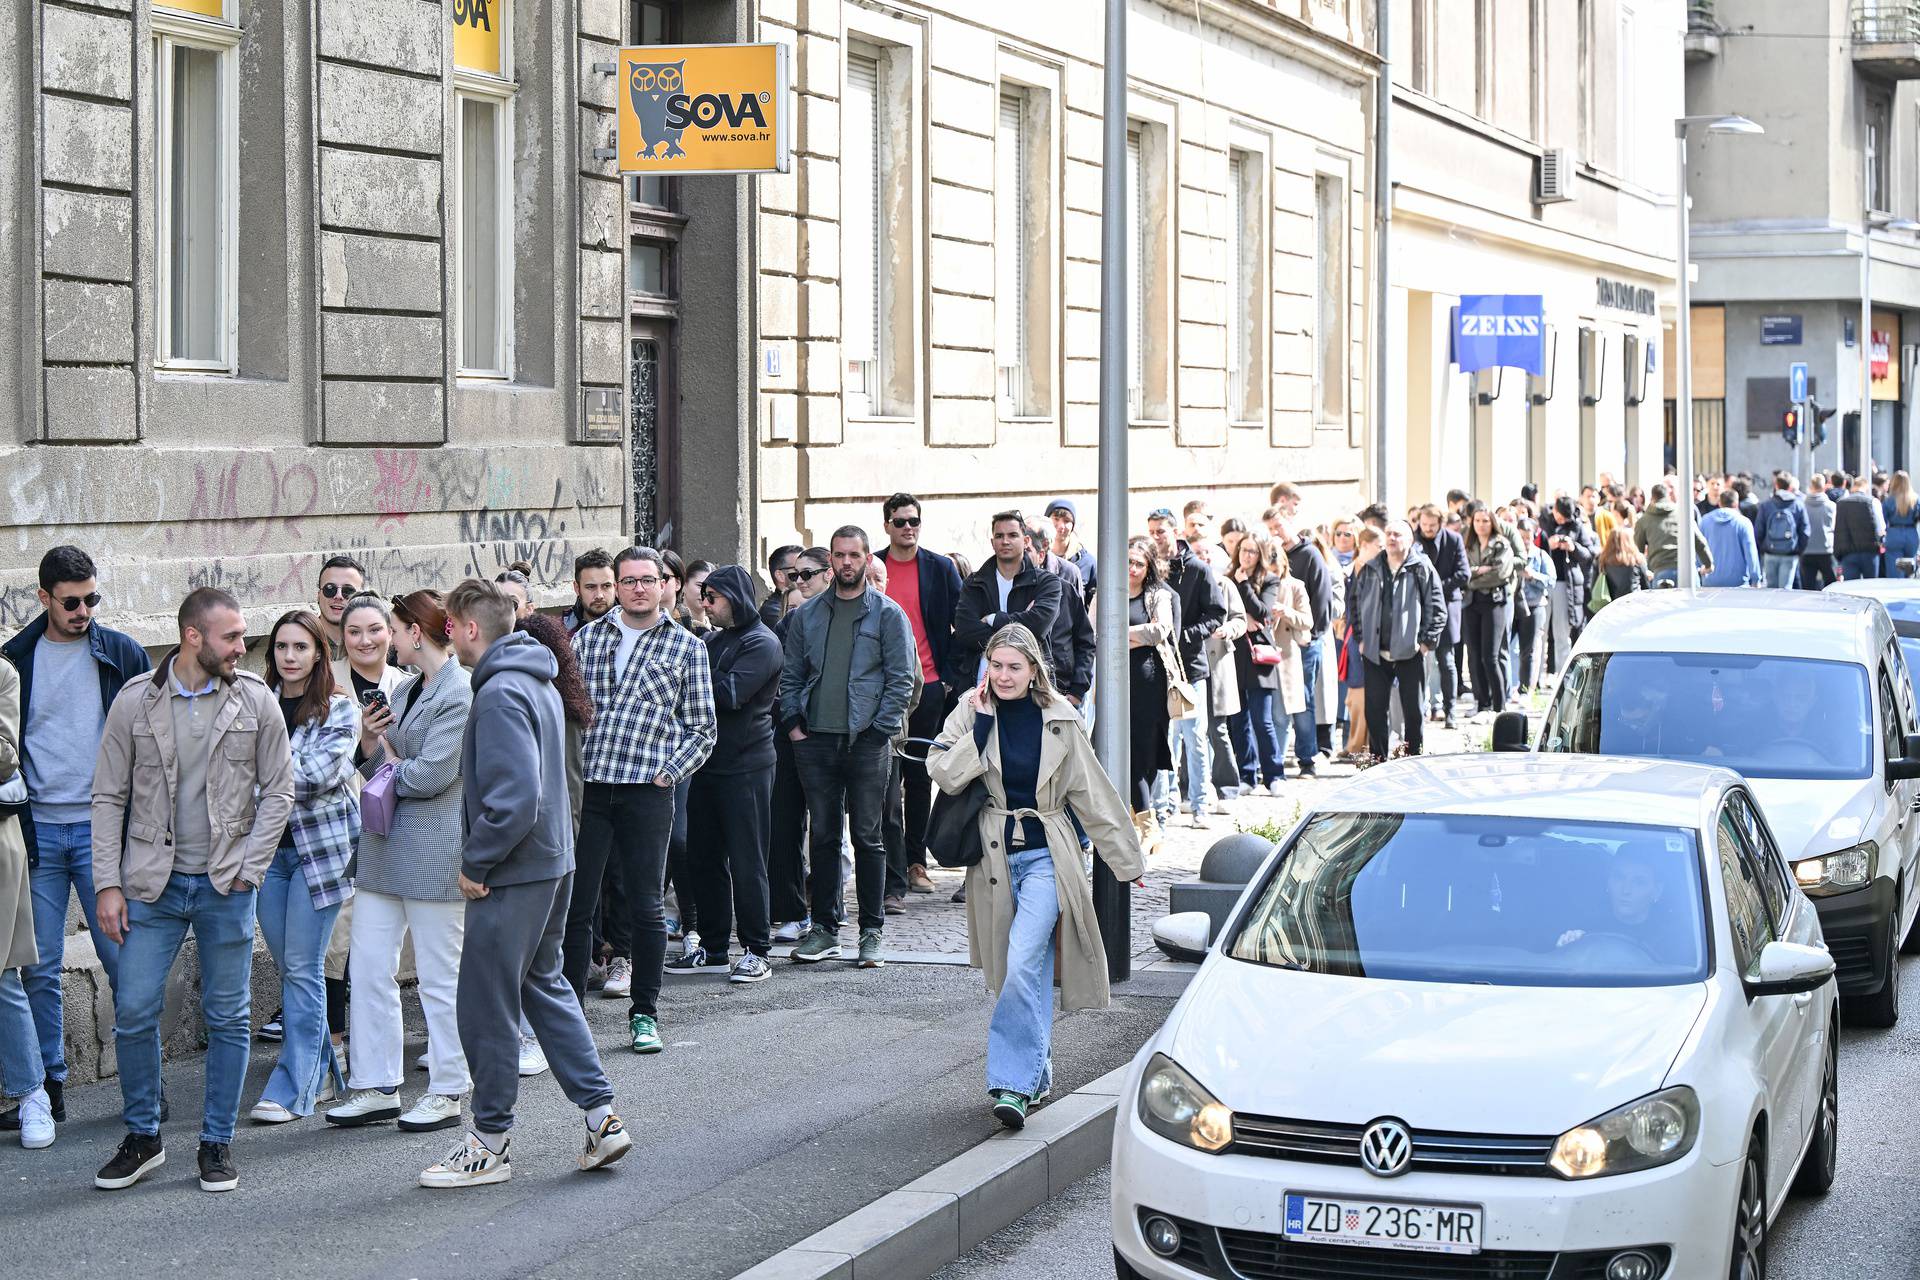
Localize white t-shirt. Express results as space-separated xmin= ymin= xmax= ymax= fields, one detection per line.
xmin=612 ymin=610 xmax=652 ymax=677
xmin=996 ymin=569 xmax=1016 ymax=614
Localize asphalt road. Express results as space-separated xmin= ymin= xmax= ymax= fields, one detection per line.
xmin=938 ymin=953 xmax=1920 ymax=1280
xmin=1 ymin=960 xmax=1175 ymax=1280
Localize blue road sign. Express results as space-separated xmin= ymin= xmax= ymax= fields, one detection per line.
xmin=1789 ymin=361 xmax=1809 ymax=402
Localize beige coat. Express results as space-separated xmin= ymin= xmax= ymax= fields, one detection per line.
xmin=0 ymin=660 xmax=35 ymax=969
xmin=92 ymin=651 xmax=295 ymax=902
xmin=1206 ymin=577 xmax=1247 ymax=718
xmin=930 ymin=695 xmax=1145 ymax=1012
xmin=1266 ymin=576 xmax=1314 ymax=715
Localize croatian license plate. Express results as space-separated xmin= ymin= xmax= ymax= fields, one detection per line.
xmin=1283 ymin=1192 xmax=1483 ymax=1255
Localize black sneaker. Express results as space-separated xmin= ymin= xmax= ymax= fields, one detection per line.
xmin=198 ymin=1141 xmax=238 ymax=1192
xmin=95 ymin=1133 xmax=166 ymax=1190
xmin=258 ymin=1009 xmax=284 ymax=1042
xmin=663 ymin=947 xmax=709 ymax=973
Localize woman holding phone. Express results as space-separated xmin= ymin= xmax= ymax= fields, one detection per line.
xmin=929 ymin=623 xmax=1145 ymax=1130
xmin=251 ymin=611 xmax=360 ymax=1123
xmin=326 ymin=590 xmax=473 ymax=1135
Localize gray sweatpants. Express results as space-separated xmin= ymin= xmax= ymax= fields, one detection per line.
xmin=457 ymin=872 xmax=614 ymax=1137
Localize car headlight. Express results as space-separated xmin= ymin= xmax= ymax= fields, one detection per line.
xmin=1793 ymin=842 xmax=1875 ymax=897
xmin=1549 ymin=1086 xmax=1700 ymax=1179
xmin=1138 ymin=1054 xmax=1234 ymax=1153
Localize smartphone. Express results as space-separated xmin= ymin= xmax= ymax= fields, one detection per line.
xmin=358 ymin=688 xmax=389 ymax=715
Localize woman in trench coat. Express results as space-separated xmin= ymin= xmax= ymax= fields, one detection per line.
xmin=930 ymin=623 xmax=1145 ymax=1130
xmin=0 ymin=656 xmax=55 ymax=1148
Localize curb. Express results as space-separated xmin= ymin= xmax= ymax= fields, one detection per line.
xmin=732 ymin=1063 xmax=1133 ymax=1280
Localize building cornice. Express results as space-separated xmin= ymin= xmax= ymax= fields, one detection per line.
xmin=1393 ymin=184 xmax=1679 ymax=283
xmin=1153 ymin=0 xmax=1378 ymax=87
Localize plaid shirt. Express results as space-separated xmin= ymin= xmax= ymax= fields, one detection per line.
xmin=286 ymin=694 xmax=361 ymax=910
xmin=573 ymin=613 xmax=716 ymax=785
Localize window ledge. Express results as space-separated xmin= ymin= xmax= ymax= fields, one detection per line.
xmin=1229 ymin=417 xmax=1266 ymax=429
xmin=457 ymin=371 xmax=513 ymax=383
xmin=998 ymin=415 xmax=1056 ymax=426
xmin=154 ymin=365 xmax=236 ymax=379
xmin=1128 ymin=419 xmax=1172 ymax=429
xmin=846 ymin=414 xmax=918 ymax=425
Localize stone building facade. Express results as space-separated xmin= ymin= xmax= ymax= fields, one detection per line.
xmin=3 ymin=0 xmax=629 ymax=644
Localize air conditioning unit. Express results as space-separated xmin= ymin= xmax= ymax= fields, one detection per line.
xmin=1535 ymin=148 xmax=1574 ymax=205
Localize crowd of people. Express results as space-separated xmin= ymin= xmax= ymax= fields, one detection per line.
xmin=1 ymin=464 xmax=1904 ymax=1192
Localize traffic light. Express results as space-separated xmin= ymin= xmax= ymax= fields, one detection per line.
xmin=1809 ymin=398 xmax=1836 ymax=449
xmin=1783 ymin=406 xmax=1799 ymax=447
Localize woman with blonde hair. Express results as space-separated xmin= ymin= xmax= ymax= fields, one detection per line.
xmin=930 ymin=623 xmax=1143 ymax=1129
xmin=1884 ymin=471 xmax=1918 ymax=577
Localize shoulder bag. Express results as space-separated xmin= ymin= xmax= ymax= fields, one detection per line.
xmin=925 ymin=777 xmax=990 ymax=869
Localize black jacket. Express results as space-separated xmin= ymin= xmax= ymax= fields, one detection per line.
xmin=1165 ymin=541 xmax=1228 ymax=681
xmin=1036 ymin=554 xmax=1095 ymax=699
xmin=1286 ymin=536 xmax=1334 ymax=639
xmin=703 ymin=566 xmax=784 ymax=774
xmin=950 ymin=558 xmax=1064 ymax=686
xmin=1415 ymin=526 xmax=1470 ymax=603
xmin=1540 ymin=513 xmax=1600 ymax=625
xmin=1834 ymin=492 xmax=1884 ymax=557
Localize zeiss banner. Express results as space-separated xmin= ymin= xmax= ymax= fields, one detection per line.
xmin=1454 ymin=294 xmax=1546 ymax=377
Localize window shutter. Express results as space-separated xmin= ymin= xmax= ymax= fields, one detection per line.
xmin=1227 ymin=154 xmax=1245 ymax=413
xmin=997 ymin=93 xmax=1028 ymax=406
xmin=1127 ymin=129 xmax=1143 ymax=414
xmin=843 ymin=52 xmax=881 ymax=373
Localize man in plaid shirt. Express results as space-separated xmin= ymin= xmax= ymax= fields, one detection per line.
xmin=564 ymin=547 xmax=714 ymax=1056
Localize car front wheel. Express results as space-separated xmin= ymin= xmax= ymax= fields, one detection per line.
xmin=1730 ymin=1140 xmax=1767 ymax=1280
xmin=1792 ymin=1029 xmax=1839 ymax=1196
xmin=1850 ymin=911 xmax=1901 ymax=1028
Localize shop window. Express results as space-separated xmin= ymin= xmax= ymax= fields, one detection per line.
xmin=155 ymin=21 xmax=237 ymax=372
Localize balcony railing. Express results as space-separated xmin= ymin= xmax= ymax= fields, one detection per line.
xmin=1855 ymin=2 xmax=1920 ymax=45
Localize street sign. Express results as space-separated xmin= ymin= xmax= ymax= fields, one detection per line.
xmin=1761 ymin=315 xmax=1803 ymax=346
xmin=1789 ymin=361 xmax=1808 ymax=402
xmin=616 ymin=43 xmax=792 ymax=175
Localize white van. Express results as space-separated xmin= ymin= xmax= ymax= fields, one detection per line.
xmin=1518 ymin=589 xmax=1920 ymax=1025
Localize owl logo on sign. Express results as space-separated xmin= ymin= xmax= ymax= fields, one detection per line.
xmin=630 ymin=59 xmax=689 ymax=159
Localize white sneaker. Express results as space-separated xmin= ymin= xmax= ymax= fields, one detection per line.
xmin=415 ymin=1049 xmax=430 ymax=1072
xmin=398 ymin=1093 xmax=465 ymax=1133
xmin=603 ymin=956 xmax=633 ymax=998
xmin=419 ymin=1130 xmax=511 ymax=1188
xmin=517 ymin=1036 xmax=549 ymax=1078
xmin=17 ymin=1087 xmax=53 ymax=1149
xmin=248 ymin=1100 xmax=297 ymax=1125
xmin=325 ymin=1088 xmax=401 ymax=1127
xmin=770 ymin=921 xmax=805 ymax=944
xmin=682 ymin=930 xmax=702 ymax=959
xmin=579 ymin=1114 xmax=633 ymax=1170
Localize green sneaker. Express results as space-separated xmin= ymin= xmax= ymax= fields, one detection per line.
xmin=857 ymin=929 xmax=885 ymax=968
xmin=991 ymin=1090 xmax=1028 ymax=1130
xmin=628 ymin=1014 xmax=663 ymax=1055
xmin=791 ymin=926 xmax=843 ymax=963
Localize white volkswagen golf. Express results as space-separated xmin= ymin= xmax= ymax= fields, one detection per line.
xmin=1112 ymin=754 xmax=1838 ymax=1280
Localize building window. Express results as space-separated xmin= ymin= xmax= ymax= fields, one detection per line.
xmin=1126 ymin=119 xmax=1170 ymax=422
xmin=1617 ymin=6 xmax=1634 ymax=181
xmin=841 ymin=40 xmax=916 ymax=418
xmin=1227 ymin=149 xmax=1266 ymax=423
xmin=628 ymin=0 xmax=674 ymax=210
xmin=1409 ymin=0 xmax=1431 ymax=95
xmin=995 ymin=88 xmax=1052 ymax=419
xmin=1313 ymin=171 xmax=1347 ymax=423
xmin=456 ymin=92 xmax=511 ymax=376
xmin=1577 ymin=0 xmax=1593 ymax=160
xmin=629 ymin=237 xmax=672 ymax=297
xmin=1869 ymin=90 xmax=1893 ymax=213
xmin=155 ymin=26 xmax=237 ymax=372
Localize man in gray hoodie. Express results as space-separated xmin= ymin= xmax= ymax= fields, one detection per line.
xmin=1799 ymin=473 xmax=1838 ymax=590
xmin=421 ymin=580 xmax=630 ymax=1189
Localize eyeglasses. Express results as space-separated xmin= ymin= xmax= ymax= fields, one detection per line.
xmin=55 ymin=592 xmax=101 ymax=611
xmin=790 ymin=568 xmax=825 ymax=582
xmin=318 ymin=583 xmax=361 ymax=598
xmin=618 ymin=575 xmax=663 ymax=589
xmin=889 ymin=517 xmax=921 ymax=529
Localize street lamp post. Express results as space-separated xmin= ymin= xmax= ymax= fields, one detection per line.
xmin=1673 ymin=113 xmax=1763 ymax=590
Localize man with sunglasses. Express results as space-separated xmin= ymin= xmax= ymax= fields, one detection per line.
xmin=1 ymin=546 xmax=150 ymax=1139
xmin=878 ymin=494 xmax=961 ymax=898
xmin=759 ymin=545 xmax=805 ymax=627
xmin=314 ymin=554 xmax=367 ymax=665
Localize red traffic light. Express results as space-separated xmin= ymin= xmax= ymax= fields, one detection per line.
xmin=1783 ymin=408 xmax=1799 ymax=430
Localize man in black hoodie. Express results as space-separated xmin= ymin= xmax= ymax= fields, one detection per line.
xmin=427 ymin=581 xmax=629 ymax=1189
xmin=949 ymin=510 xmax=1064 ymax=684
xmin=678 ymin=566 xmax=782 ymax=984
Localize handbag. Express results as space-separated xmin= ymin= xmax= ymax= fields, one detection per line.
xmin=1249 ymin=643 xmax=1282 ymax=668
xmin=925 ymin=777 xmax=990 ymax=869
xmin=359 ymin=761 xmax=400 ymax=836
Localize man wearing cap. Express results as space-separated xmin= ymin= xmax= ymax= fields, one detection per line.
xmin=879 ymin=493 xmax=961 ymax=896
xmin=1044 ymin=499 xmax=1097 ymax=606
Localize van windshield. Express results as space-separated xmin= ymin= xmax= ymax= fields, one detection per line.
xmin=1540 ymin=652 xmax=1872 ymax=781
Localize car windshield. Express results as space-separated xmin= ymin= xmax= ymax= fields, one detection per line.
xmin=1539 ymin=652 xmax=1873 ymax=781
xmin=1228 ymin=813 xmax=1709 ymax=987
xmin=1875 ymin=598 xmax=1920 ymax=625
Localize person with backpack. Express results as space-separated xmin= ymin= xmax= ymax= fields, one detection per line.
xmin=1756 ymin=475 xmax=1810 ymax=588
xmin=1700 ymin=490 xmax=1763 ymax=588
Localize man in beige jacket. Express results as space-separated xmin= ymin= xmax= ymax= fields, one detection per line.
xmin=89 ymin=586 xmax=293 ymax=1196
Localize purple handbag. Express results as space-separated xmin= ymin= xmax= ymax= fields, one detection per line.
xmin=360 ymin=761 xmax=400 ymax=836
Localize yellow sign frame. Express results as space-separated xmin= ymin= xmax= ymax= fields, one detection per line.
xmin=616 ymin=42 xmax=791 ymax=176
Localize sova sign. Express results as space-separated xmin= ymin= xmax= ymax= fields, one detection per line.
xmin=617 ymin=43 xmax=793 ymax=176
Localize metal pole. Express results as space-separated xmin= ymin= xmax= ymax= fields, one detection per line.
xmin=1092 ymin=0 xmax=1131 ymax=985
xmin=1862 ymin=131 xmax=1875 ymax=484
xmin=1675 ymin=125 xmax=1698 ymax=590
xmin=1373 ymin=0 xmax=1393 ymax=508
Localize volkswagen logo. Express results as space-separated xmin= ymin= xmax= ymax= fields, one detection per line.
xmin=1359 ymin=1119 xmax=1413 ymax=1178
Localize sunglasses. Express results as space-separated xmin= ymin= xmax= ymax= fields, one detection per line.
xmin=698 ymin=587 xmax=721 ymax=602
xmin=55 ymin=591 xmax=101 ymax=611
xmin=318 ymin=583 xmax=360 ymax=599
xmin=791 ymin=568 xmax=825 ymax=582
xmin=889 ymin=517 xmax=921 ymax=529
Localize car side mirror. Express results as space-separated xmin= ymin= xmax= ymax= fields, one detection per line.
xmin=1887 ymin=733 xmax=1920 ymax=781
xmin=1151 ymin=911 xmax=1213 ymax=963
xmin=1746 ymin=940 xmax=1836 ymax=999
xmin=1491 ymin=711 xmax=1531 ymax=752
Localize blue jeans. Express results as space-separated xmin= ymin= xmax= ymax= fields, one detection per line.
xmin=1840 ymin=551 xmax=1879 ymax=581
xmin=1169 ymin=678 xmax=1210 ymax=810
xmin=115 ymin=873 xmax=257 ymax=1144
xmin=1286 ymin=643 xmax=1322 ymax=771
xmin=986 ymin=845 xmax=1058 ymax=1099
xmin=1229 ymin=688 xmax=1285 ymax=787
xmin=0 ymin=969 xmax=44 ymax=1099
xmin=25 ymin=820 xmax=119 ymax=1084
xmin=258 ymin=845 xmax=343 ymax=1115
xmin=1762 ymin=555 xmax=1799 ymax=589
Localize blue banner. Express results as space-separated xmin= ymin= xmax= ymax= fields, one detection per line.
xmin=1454 ymin=294 xmax=1546 ymax=376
